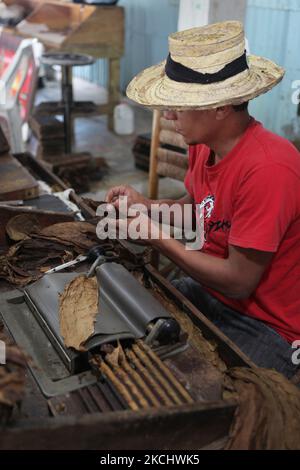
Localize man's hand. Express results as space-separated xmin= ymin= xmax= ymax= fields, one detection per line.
xmin=115 ymin=211 xmax=163 ymax=245
xmin=105 ymin=185 xmax=151 ymax=212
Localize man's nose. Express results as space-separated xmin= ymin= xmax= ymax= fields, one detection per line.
xmin=163 ymin=110 xmax=177 ymax=121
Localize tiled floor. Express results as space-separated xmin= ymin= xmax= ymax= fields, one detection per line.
xmin=35 ymin=77 xmax=185 ymax=202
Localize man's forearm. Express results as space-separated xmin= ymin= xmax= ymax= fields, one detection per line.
xmin=153 ymin=237 xmax=247 ymax=299
xmin=148 ymin=199 xmax=177 ymax=212
xmin=147 ymin=195 xmax=193 ymax=228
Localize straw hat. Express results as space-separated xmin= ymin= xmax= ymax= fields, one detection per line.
xmin=126 ymin=21 xmax=284 ymax=110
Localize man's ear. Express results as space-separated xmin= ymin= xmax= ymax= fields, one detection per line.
xmin=215 ymin=106 xmax=232 ymax=121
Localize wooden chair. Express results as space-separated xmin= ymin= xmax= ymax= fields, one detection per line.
xmin=148 ymin=110 xmax=188 ymax=199
xmin=148 ymin=110 xmax=189 ymax=272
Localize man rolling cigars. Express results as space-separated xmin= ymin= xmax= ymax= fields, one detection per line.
xmin=105 ymin=21 xmax=300 ymax=379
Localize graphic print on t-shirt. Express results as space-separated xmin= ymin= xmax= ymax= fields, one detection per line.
xmin=197 ymin=194 xmax=232 ymax=243
xmin=197 ymin=194 xmax=215 ymax=242
xmin=199 ymin=194 xmax=215 ymax=219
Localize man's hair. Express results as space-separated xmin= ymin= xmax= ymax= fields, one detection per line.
xmin=232 ymin=101 xmax=249 ymax=112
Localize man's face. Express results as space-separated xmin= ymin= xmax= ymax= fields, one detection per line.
xmin=163 ymin=109 xmax=218 ymax=145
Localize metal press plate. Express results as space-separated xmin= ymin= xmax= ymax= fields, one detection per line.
xmin=0 ymin=290 xmax=97 ymax=398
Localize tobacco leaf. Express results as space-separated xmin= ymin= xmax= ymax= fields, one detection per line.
xmin=0 ymin=255 xmax=36 ymax=286
xmin=6 ymin=214 xmax=41 ymax=242
xmin=1 ymin=221 xmax=99 ymax=286
xmin=106 ymin=342 xmax=124 ymax=367
xmin=0 ymin=238 xmax=74 ymax=285
xmin=59 ymin=275 xmax=99 ymax=351
xmin=0 ymin=325 xmax=27 ymax=424
xmin=224 ymin=367 xmax=300 ymax=450
xmin=38 ymin=221 xmax=99 ymax=251
xmin=81 ymin=198 xmax=106 ymax=213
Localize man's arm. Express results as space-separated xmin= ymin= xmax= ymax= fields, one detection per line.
xmin=149 ymin=193 xmax=194 ymax=227
xmin=153 ymin=236 xmax=273 ymax=299
xmin=106 ymin=185 xmax=194 ymax=228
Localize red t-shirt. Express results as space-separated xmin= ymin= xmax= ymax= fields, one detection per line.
xmin=184 ymin=118 xmax=300 ymax=343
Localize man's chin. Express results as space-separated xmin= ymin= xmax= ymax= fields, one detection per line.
xmin=179 ymin=133 xmax=200 ymax=145
xmin=184 ymin=138 xmax=198 ymax=145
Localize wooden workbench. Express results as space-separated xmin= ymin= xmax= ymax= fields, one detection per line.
xmin=0 ymin=154 xmax=257 ymax=449
xmin=3 ymin=0 xmax=125 ymax=129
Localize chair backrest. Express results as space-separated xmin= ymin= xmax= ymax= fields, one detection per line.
xmin=148 ymin=110 xmax=188 ymax=199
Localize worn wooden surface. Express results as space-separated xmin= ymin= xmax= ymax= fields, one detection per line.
xmin=0 ymin=402 xmax=235 ymax=450
xmin=0 ymin=153 xmax=38 ymax=201
xmin=63 ymin=6 xmax=124 ymax=58
xmin=0 ymin=253 xmax=239 ymax=449
xmin=15 ymin=152 xmax=68 ymax=191
xmin=12 ymin=2 xmax=124 ymax=57
xmin=0 ymin=162 xmax=255 ymax=449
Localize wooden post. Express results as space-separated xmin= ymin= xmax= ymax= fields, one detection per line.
xmin=108 ymin=57 xmax=121 ymax=131
xmin=148 ymin=110 xmax=161 ymax=199
xmin=148 ymin=110 xmax=161 ymax=269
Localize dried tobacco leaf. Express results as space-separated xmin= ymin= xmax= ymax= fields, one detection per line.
xmin=39 ymin=221 xmax=98 ymax=251
xmin=106 ymin=342 xmax=123 ymax=367
xmin=1 ymin=221 xmax=99 ymax=286
xmin=224 ymin=367 xmax=300 ymax=450
xmin=6 ymin=214 xmax=41 ymax=242
xmin=59 ymin=275 xmax=99 ymax=351
xmin=0 ymin=326 xmax=27 ymax=424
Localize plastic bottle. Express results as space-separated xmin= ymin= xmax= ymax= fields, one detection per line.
xmin=113 ymin=103 xmax=135 ymax=135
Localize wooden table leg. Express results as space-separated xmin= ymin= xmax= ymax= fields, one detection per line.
xmin=108 ymin=57 xmax=121 ymax=131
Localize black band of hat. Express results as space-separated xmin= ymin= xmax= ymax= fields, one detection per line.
xmin=165 ymin=51 xmax=249 ymax=84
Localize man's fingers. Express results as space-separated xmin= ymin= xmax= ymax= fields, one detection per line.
xmin=105 ymin=187 xmax=119 ymax=203
xmin=105 ymin=185 xmax=129 ymax=203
